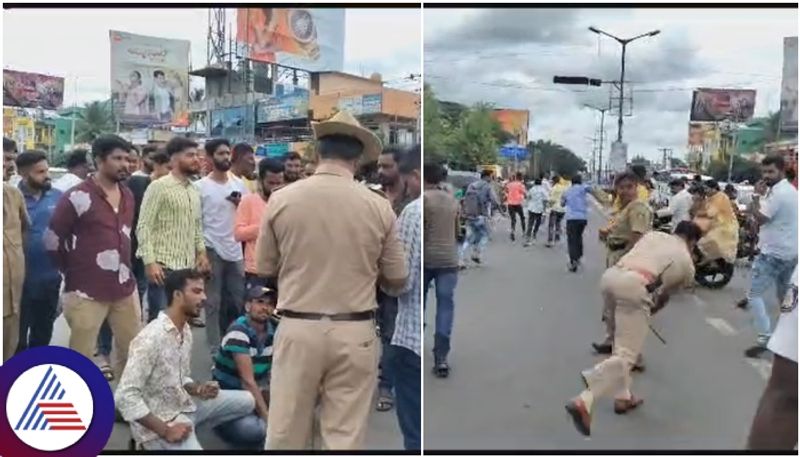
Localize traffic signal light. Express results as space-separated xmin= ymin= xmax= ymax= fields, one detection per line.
xmin=553 ymin=76 xmax=602 ymax=86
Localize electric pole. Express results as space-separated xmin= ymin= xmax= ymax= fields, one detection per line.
xmin=588 ymin=26 xmax=660 ymax=142
xmin=658 ymin=147 xmax=672 ymax=170
xmin=584 ymin=104 xmax=610 ymax=184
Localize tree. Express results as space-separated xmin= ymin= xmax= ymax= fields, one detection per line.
xmin=528 ymin=139 xmax=586 ymax=178
xmin=707 ymin=156 xmax=760 ymax=183
xmin=443 ymin=103 xmax=501 ymax=169
xmin=75 ymin=100 xmax=114 ymax=143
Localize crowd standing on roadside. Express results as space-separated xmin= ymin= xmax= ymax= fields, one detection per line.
xmin=3 ymin=110 xmax=422 ymax=451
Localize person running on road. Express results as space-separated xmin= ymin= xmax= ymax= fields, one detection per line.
xmin=565 ymin=222 xmax=701 ymax=437
xmin=594 ymin=171 xmax=653 ymax=356
xmin=546 ymin=176 xmax=568 ymax=247
xmin=746 ymin=265 xmax=797 ymax=450
xmin=524 ymin=177 xmax=549 ymax=247
xmin=459 ymin=170 xmax=499 ymax=267
xmin=561 ymin=174 xmax=597 ymax=272
xmin=505 ymin=172 xmax=526 ymax=242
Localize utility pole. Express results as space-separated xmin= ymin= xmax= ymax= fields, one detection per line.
xmin=584 ymin=104 xmax=609 ymax=184
xmin=658 ymin=147 xmax=672 ymax=170
xmin=588 ymin=26 xmax=660 ymax=142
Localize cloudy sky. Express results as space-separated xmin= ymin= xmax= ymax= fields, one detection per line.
xmin=425 ymin=7 xmax=796 ymax=163
xmin=4 ymin=7 xmax=421 ymax=105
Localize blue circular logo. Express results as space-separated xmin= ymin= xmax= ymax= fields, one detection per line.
xmin=0 ymin=346 xmax=114 ymax=456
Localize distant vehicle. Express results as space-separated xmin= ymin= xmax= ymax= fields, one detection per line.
xmin=49 ymin=167 xmax=68 ymax=181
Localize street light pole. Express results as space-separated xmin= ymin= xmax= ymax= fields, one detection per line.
xmin=588 ymin=26 xmax=660 ymax=143
xmin=618 ymin=43 xmax=626 ymax=142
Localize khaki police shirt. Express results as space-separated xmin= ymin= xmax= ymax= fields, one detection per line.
xmin=255 ymin=163 xmax=408 ymax=314
xmin=4 ymin=183 xmax=27 ymax=317
xmin=618 ymin=231 xmax=696 ymax=292
xmin=607 ymin=200 xmax=652 ymax=249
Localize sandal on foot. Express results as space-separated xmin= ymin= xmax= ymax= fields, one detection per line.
xmin=100 ymin=363 xmax=114 ymax=382
xmin=376 ymin=390 xmax=394 ymax=412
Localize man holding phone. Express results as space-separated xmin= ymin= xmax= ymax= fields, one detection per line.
xmin=196 ymin=138 xmax=249 ymax=357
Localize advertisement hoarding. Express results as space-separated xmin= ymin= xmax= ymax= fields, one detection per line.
xmin=690 ymin=88 xmax=756 ymax=122
xmin=11 ymin=117 xmax=35 ymax=151
xmin=780 ymin=37 xmax=798 ymax=132
xmin=491 ymin=109 xmax=530 ymax=146
xmin=3 ymin=70 xmax=65 ymax=110
xmin=236 ymin=8 xmax=345 ymax=72
xmin=110 ymin=30 xmax=191 ymax=127
xmin=3 ymin=108 xmax=16 ymax=137
xmin=256 ymin=85 xmax=310 ymax=123
xmin=210 ymin=107 xmax=247 ymax=142
xmin=337 ymin=94 xmax=382 ymax=116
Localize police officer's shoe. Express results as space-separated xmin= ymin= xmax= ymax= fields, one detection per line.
xmin=565 ymin=398 xmax=592 ymax=436
xmin=591 ymin=342 xmax=612 ymax=354
xmin=613 ymin=395 xmax=644 ymax=414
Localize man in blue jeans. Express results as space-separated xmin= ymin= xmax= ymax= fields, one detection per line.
xmin=745 ymin=155 xmax=798 ymax=358
xmin=459 ymin=169 xmax=498 ymax=267
xmin=386 ymin=145 xmax=422 ymax=450
xmin=424 ymin=162 xmax=460 ymax=377
xmin=15 ymin=151 xmax=63 ymax=354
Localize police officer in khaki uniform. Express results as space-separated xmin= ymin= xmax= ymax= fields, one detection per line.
xmin=565 ymin=222 xmax=701 ymax=436
xmin=256 ymin=111 xmax=408 ymax=450
xmin=3 ymin=138 xmax=27 ymax=363
xmin=595 ymin=171 xmax=653 ymax=355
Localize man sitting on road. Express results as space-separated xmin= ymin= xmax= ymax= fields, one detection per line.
xmin=115 ymin=269 xmax=256 ymax=451
xmin=211 ymin=286 xmax=278 ymax=450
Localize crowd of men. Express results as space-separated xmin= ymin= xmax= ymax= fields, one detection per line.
xmin=442 ymin=159 xmax=796 ymax=449
xmin=2 ymin=109 xmax=422 ymax=451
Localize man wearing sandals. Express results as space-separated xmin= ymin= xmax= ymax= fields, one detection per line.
xmin=47 ymin=135 xmax=142 ymax=380
xmin=565 ymin=222 xmax=700 ymax=436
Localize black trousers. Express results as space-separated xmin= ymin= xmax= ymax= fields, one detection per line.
xmin=548 ymin=211 xmax=565 ymax=243
xmin=16 ymin=277 xmax=62 ymax=354
xmin=508 ymin=205 xmax=525 ymax=233
xmin=525 ymin=212 xmax=543 ymax=240
xmin=566 ymin=219 xmax=588 ymax=263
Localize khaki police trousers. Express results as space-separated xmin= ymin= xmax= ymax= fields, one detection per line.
xmin=3 ymin=313 xmax=19 ymax=362
xmin=602 ymin=248 xmax=628 ymax=342
xmin=585 ymin=267 xmax=652 ymax=399
xmin=266 ymin=318 xmax=379 ymax=450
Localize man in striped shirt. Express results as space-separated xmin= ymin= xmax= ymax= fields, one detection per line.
xmin=212 ymin=286 xmax=276 ymax=449
xmin=137 ymin=137 xmax=210 ymax=322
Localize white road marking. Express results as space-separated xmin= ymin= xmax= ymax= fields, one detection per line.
xmin=746 ymin=358 xmax=772 ymax=380
xmin=690 ymin=294 xmax=708 ymax=310
xmin=705 ymin=317 xmax=738 ymax=336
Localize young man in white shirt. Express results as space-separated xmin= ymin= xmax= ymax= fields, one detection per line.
xmin=667 ymin=178 xmax=693 ymax=230
xmin=747 ymin=266 xmax=797 ymax=450
xmin=745 ymin=155 xmax=798 ymax=358
xmin=196 ymin=138 xmax=248 ymax=357
xmin=524 ymin=177 xmax=550 ymax=246
xmin=53 ymin=149 xmax=90 ymax=192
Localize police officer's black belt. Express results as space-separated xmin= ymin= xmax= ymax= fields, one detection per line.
xmin=279 ymin=310 xmax=376 ymax=321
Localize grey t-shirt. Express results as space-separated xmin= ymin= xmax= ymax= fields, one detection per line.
xmin=423 ymin=188 xmax=460 ymax=269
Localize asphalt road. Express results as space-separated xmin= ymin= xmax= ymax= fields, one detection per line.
xmin=50 ymin=305 xmax=402 ymax=451
xmin=424 ymin=207 xmax=777 ymax=451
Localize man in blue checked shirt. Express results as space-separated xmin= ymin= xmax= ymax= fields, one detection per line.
xmin=384 ymin=144 xmax=421 ymax=451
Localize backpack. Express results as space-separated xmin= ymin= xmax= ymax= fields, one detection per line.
xmin=462 ymin=182 xmax=484 ymax=218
